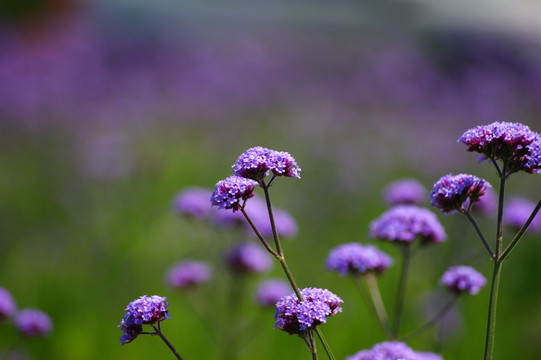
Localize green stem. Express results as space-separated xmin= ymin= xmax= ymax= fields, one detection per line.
xmin=240 ymin=207 xmax=279 ymax=258
xmin=401 ymin=294 xmax=458 ymax=341
xmin=364 ymin=274 xmax=393 ymax=338
xmin=309 ymin=330 xmax=318 ymax=360
xmin=484 ymin=261 xmax=503 ymax=360
xmin=152 ymin=325 xmax=184 ymax=360
xmin=462 ymin=210 xmax=495 ymax=260
xmin=392 ymin=244 xmax=412 ymax=339
xmin=314 ymin=327 xmax=334 ymax=360
xmin=262 ymin=183 xmax=283 ymax=256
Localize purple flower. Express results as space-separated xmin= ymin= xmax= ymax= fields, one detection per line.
xmin=224 ymin=242 xmax=273 ymax=274
xmin=15 ymin=309 xmax=52 ymax=338
xmin=430 ymin=174 xmax=491 ymax=214
xmin=383 ymin=178 xmax=427 ymax=206
xmin=245 ymin=197 xmax=298 ymax=239
xmin=326 ymin=243 xmax=393 ymax=276
xmin=119 ymin=295 xmax=170 ymax=344
xmin=0 ymin=287 xmax=16 ymax=320
xmin=210 ymin=176 xmax=258 ymax=212
xmin=458 ymin=121 xmax=541 ymax=174
xmin=346 ymin=341 xmax=443 ymax=360
xmin=232 ymin=146 xmax=301 ymax=181
xmin=504 ymin=197 xmax=541 ymax=232
xmin=274 ymin=287 xmax=342 ymax=335
xmin=369 ymin=205 xmax=447 ymax=245
xmin=440 ymin=266 xmax=486 ymax=295
xmin=166 ymin=260 xmax=212 ymax=289
xmin=254 ymin=279 xmax=291 ymax=307
xmin=172 ymin=187 xmax=214 ymax=219
xmin=470 ymin=186 xmax=497 ymax=216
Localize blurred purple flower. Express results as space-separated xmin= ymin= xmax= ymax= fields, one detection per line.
xmin=224 ymin=242 xmax=273 ymax=275
xmin=369 ymin=205 xmax=446 ymax=245
xmin=254 ymin=279 xmax=291 ymax=307
xmin=503 ymin=197 xmax=541 ymax=232
xmin=346 ymin=341 xmax=443 ymax=360
xmin=383 ymin=178 xmax=427 ymax=206
xmin=440 ymin=266 xmax=486 ymax=295
xmin=15 ymin=309 xmax=52 ymax=339
xmin=172 ymin=187 xmax=214 ymax=219
xmin=119 ymin=295 xmax=170 ymax=344
xmin=232 ymin=147 xmax=301 ymax=181
xmin=0 ymin=287 xmax=16 ymax=320
xmin=470 ymin=186 xmax=497 ymax=216
xmin=274 ymin=287 xmax=342 ymax=335
xmin=245 ymin=197 xmax=298 ymax=239
xmin=166 ymin=260 xmax=212 ymax=289
xmin=211 ymin=176 xmax=258 ymax=212
xmin=430 ymin=173 xmax=491 ymax=214
xmin=326 ymin=243 xmax=393 ymax=276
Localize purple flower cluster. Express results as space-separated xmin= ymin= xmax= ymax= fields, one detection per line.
xmin=254 ymin=279 xmax=292 ymax=307
xmin=383 ymin=179 xmax=427 ymax=206
xmin=166 ymin=260 xmax=212 ymax=289
xmin=210 ymin=176 xmax=258 ymax=212
xmin=172 ymin=187 xmax=214 ymax=219
xmin=15 ymin=309 xmax=53 ymax=338
xmin=0 ymin=287 xmax=16 ymax=320
xmin=369 ymin=205 xmax=446 ymax=245
xmin=326 ymin=243 xmax=393 ymax=276
xmin=224 ymin=242 xmax=273 ymax=274
xmin=503 ymin=197 xmax=541 ymax=232
xmin=119 ymin=295 xmax=170 ymax=344
xmin=346 ymin=341 xmax=443 ymax=360
xmin=274 ymin=288 xmax=342 ymax=335
xmin=440 ymin=266 xmax=486 ymax=295
xmin=459 ymin=122 xmax=541 ymax=174
xmin=430 ymin=173 xmax=491 ymax=214
xmin=232 ymin=147 xmax=301 ymax=181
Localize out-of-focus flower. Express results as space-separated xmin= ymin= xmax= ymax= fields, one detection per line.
xmin=470 ymin=186 xmax=497 ymax=216
xmin=0 ymin=287 xmax=16 ymax=320
xmin=245 ymin=197 xmax=298 ymax=239
xmin=326 ymin=243 xmax=392 ymax=276
xmin=15 ymin=309 xmax=52 ymax=338
xmin=503 ymin=197 xmax=541 ymax=232
xmin=211 ymin=176 xmax=258 ymax=212
xmin=440 ymin=266 xmax=486 ymax=295
xmin=166 ymin=260 xmax=212 ymax=289
xmin=383 ymin=178 xmax=427 ymax=206
xmin=430 ymin=174 xmax=491 ymax=214
xmin=274 ymin=288 xmax=342 ymax=335
xmin=224 ymin=242 xmax=273 ymax=274
xmin=346 ymin=341 xmax=443 ymax=360
xmin=254 ymin=279 xmax=291 ymax=307
xmin=172 ymin=187 xmax=214 ymax=219
xmin=119 ymin=295 xmax=170 ymax=344
xmin=458 ymin=121 xmax=541 ymax=174
xmin=232 ymin=147 xmax=301 ymax=181
xmin=369 ymin=205 xmax=446 ymax=245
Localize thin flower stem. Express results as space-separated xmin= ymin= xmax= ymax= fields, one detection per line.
xmin=351 ymin=276 xmax=392 ymax=338
xmin=314 ymin=327 xmax=335 ymax=360
xmin=495 ymin=164 xmax=507 ymax=257
xmin=262 ymin=183 xmax=283 ymax=256
xmin=151 ymin=325 xmax=184 ymax=360
xmin=400 ymin=294 xmax=458 ymax=341
xmin=461 ymin=210 xmax=495 ymax=260
xmin=240 ymin=207 xmax=279 ymax=258
xmin=484 ymin=260 xmax=503 ymax=360
xmin=364 ymin=274 xmax=393 ymax=338
xmin=500 ymin=196 xmax=541 ymax=261
xmin=309 ymin=330 xmax=318 ymax=360
xmin=392 ymin=244 xmax=412 ymax=339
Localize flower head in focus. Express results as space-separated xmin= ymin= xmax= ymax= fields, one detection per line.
xmin=326 ymin=243 xmax=393 ymax=276
xmin=383 ymin=178 xmax=427 ymax=206
xmin=232 ymin=146 xmax=301 ymax=181
xmin=274 ymin=288 xmax=342 ymax=335
xmin=210 ymin=176 xmax=258 ymax=212
xmin=224 ymin=242 xmax=273 ymax=275
xmin=440 ymin=266 xmax=486 ymax=295
xmin=369 ymin=205 xmax=446 ymax=245
xmin=15 ymin=309 xmax=52 ymax=338
xmin=119 ymin=295 xmax=170 ymax=344
xmin=430 ymin=174 xmax=491 ymax=214
xmin=254 ymin=279 xmax=291 ymax=307
xmin=166 ymin=260 xmax=212 ymax=289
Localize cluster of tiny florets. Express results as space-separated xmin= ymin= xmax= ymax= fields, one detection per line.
xmin=430 ymin=173 xmax=491 ymax=214
xmin=119 ymin=295 xmax=170 ymax=344
xmin=274 ymin=288 xmax=342 ymax=335
xmin=232 ymin=146 xmax=301 ymax=181
xmin=440 ymin=266 xmax=486 ymax=295
xmin=346 ymin=341 xmax=443 ymax=360
xmin=210 ymin=176 xmax=258 ymax=212
xmin=369 ymin=205 xmax=446 ymax=245
xmin=326 ymin=243 xmax=393 ymax=276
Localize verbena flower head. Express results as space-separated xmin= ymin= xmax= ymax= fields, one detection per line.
xmin=346 ymin=341 xmax=443 ymax=360
xmin=224 ymin=242 xmax=273 ymax=274
xmin=0 ymin=287 xmax=16 ymax=320
xmin=166 ymin=260 xmax=212 ymax=289
xmin=254 ymin=279 xmax=291 ymax=307
xmin=440 ymin=266 xmax=486 ymax=295
xmin=369 ymin=205 xmax=446 ymax=245
xmin=15 ymin=309 xmax=52 ymax=338
xmin=430 ymin=174 xmax=491 ymax=214
xmin=210 ymin=176 xmax=258 ymax=212
xmin=274 ymin=287 xmax=342 ymax=335
xmin=383 ymin=178 xmax=427 ymax=206
xmin=458 ymin=121 xmax=541 ymax=174
xmin=119 ymin=295 xmax=170 ymax=344
xmin=172 ymin=187 xmax=213 ymax=219
xmin=326 ymin=243 xmax=393 ymax=276
xmin=503 ymin=197 xmax=541 ymax=232
xmin=232 ymin=146 xmax=301 ymax=181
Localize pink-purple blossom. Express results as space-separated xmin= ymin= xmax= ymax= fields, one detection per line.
xmin=119 ymin=295 xmax=170 ymax=344
xmin=210 ymin=176 xmax=258 ymax=212
xmin=166 ymin=260 xmax=212 ymax=289
xmin=15 ymin=309 xmax=52 ymax=338
xmin=224 ymin=242 xmax=273 ymax=274
xmin=254 ymin=279 xmax=292 ymax=307
xmin=172 ymin=187 xmax=214 ymax=219
xmin=0 ymin=287 xmax=16 ymax=320
xmin=503 ymin=197 xmax=541 ymax=232
xmin=440 ymin=266 xmax=486 ymax=295
xmin=232 ymin=147 xmax=301 ymax=181
xmin=430 ymin=173 xmax=491 ymax=214
xmin=326 ymin=243 xmax=393 ymax=276
xmin=346 ymin=341 xmax=443 ymax=360
xmin=383 ymin=178 xmax=427 ymax=206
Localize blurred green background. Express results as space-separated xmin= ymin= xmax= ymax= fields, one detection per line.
xmin=1 ymin=0 xmax=541 ymax=359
